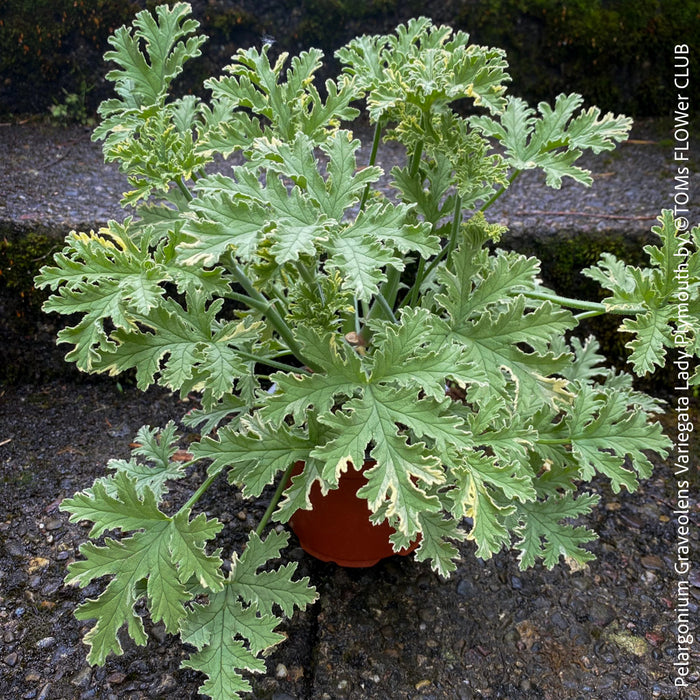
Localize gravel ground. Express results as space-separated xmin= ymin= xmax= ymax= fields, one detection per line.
xmin=0 ymin=116 xmax=689 ymax=240
xmin=0 ymin=116 xmax=699 ymax=699
xmin=0 ymin=380 xmax=698 ymax=700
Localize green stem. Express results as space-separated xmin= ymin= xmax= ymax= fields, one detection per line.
xmin=175 ymin=176 xmax=193 ymax=202
xmin=525 ymin=290 xmax=647 ymax=317
xmin=234 ymin=348 xmax=309 ymax=374
xmin=409 ymin=138 xmax=424 ymax=178
xmin=444 ymin=194 xmax=463 ymax=261
xmin=255 ymin=461 xmax=298 ymax=536
xmin=524 ymin=290 xmax=606 ymax=314
xmin=418 ymin=198 xmax=463 ymax=290
xmin=367 ymin=123 xmax=426 ymax=322
xmin=354 ymin=297 xmax=362 ymax=337
xmin=480 ymin=169 xmax=521 ymax=212
xmin=374 ymin=292 xmax=398 ymax=323
xmin=180 ymin=466 xmax=221 ymax=513
xmin=296 ymin=260 xmax=324 ymax=305
xmin=228 ymin=262 xmax=322 ymax=372
xmin=359 ymin=118 xmax=384 ymax=212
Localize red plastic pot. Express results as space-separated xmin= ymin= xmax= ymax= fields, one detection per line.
xmin=288 ymin=461 xmax=420 ymax=567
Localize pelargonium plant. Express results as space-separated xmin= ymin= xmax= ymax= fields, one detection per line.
xmin=35 ymin=3 xmax=699 ymax=698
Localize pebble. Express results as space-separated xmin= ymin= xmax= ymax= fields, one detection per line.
xmin=275 ymin=663 xmax=288 ymax=679
xmin=588 ymin=602 xmax=616 ymax=627
xmin=153 ymin=674 xmax=178 ymax=693
xmin=3 ymin=652 xmax=18 ymax=667
xmin=7 ymin=541 xmax=26 ymax=557
xmin=640 ymin=554 xmax=663 ymax=570
xmin=618 ymin=512 xmax=642 ymax=529
xmin=150 ymin=623 xmax=167 ymax=644
xmin=550 ymin=611 xmax=569 ymax=630
xmin=35 ymin=636 xmax=56 ymax=649
xmin=106 ymin=672 xmax=126 ymax=684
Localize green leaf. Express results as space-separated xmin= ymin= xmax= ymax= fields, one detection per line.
xmin=313 ymin=386 xmax=445 ymax=537
xmin=337 ymin=17 xmax=509 ymax=121
xmin=180 ymin=194 xmax=269 ymax=266
xmin=192 ymin=417 xmax=314 ymax=498
xmin=411 ymin=510 xmax=466 ymax=577
xmin=261 ymin=329 xmax=366 ymax=425
xmin=103 ymin=2 xmax=206 ymax=108
xmin=565 ymin=385 xmax=672 ymax=493
xmin=370 ymin=309 xmax=478 ymax=399
xmin=514 ymin=492 xmax=599 ymax=569
xmin=583 ymin=211 xmax=700 ymax=375
xmin=443 ymin=296 xmax=575 ymax=404
xmin=61 ymin=472 xmax=224 ymax=666
xmin=181 ymin=531 xmax=317 ymax=700
xmin=326 ymin=221 xmax=403 ymax=301
xmin=105 ymin=422 xmax=187 ymax=500
xmin=206 ymin=45 xmax=359 ymax=143
xmin=91 ymin=296 xmax=261 ymax=396
xmin=471 ymin=93 xmax=632 ymax=188
xmin=435 ymin=237 xmax=540 ymax=322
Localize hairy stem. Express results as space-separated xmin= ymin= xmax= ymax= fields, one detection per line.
xmin=180 ymin=466 xmax=222 ymax=513
xmin=234 ymin=348 xmax=310 ymax=374
xmin=480 ymin=169 xmax=521 ymax=212
xmin=175 ymin=176 xmax=194 ymax=203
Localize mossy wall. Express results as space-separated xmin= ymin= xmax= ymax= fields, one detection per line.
xmin=1 ymin=0 xmax=697 ymax=118
xmin=0 ymin=233 xmax=71 ymax=383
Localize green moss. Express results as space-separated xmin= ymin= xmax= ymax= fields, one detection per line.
xmin=2 ymin=0 xmax=696 ymax=118
xmin=456 ymin=0 xmax=699 ymax=117
xmin=0 ymin=232 xmax=61 ymax=317
xmin=0 ymin=233 xmax=65 ymax=383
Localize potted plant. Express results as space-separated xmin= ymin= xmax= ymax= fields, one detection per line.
xmin=36 ymin=4 xmax=698 ymax=699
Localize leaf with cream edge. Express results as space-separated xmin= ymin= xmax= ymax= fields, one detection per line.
xmin=35 ymin=7 xmax=694 ymax=699
xmin=583 ymin=211 xmax=700 ymax=375
xmin=60 ymin=471 xmax=224 ymax=666
xmin=180 ymin=531 xmax=317 ymax=700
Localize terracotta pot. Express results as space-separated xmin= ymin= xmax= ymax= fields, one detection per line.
xmin=288 ymin=461 xmax=420 ymax=567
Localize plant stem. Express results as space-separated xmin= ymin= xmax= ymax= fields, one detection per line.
xmin=354 ymin=296 xmax=362 ymax=336
xmin=536 ymin=438 xmax=571 ymax=446
xmin=409 ymin=138 xmax=424 ymax=178
xmin=296 ymin=260 xmax=325 ymax=305
xmin=180 ymin=466 xmax=222 ymax=513
xmin=525 ymin=290 xmax=648 ymax=317
xmin=359 ymin=118 xmax=384 ymax=211
xmin=234 ymin=348 xmax=310 ymax=374
xmin=403 ymin=194 xmax=464 ymax=308
xmin=417 ymin=195 xmax=463 ymax=289
xmin=175 ymin=176 xmax=193 ymax=202
xmin=228 ymin=262 xmax=322 ymax=371
xmin=255 ymin=461 xmax=298 ymax=536
xmin=368 ymin=133 xmax=426 ymax=321
xmin=480 ymin=169 xmax=521 ymax=212
xmin=374 ymin=291 xmax=398 ymax=323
